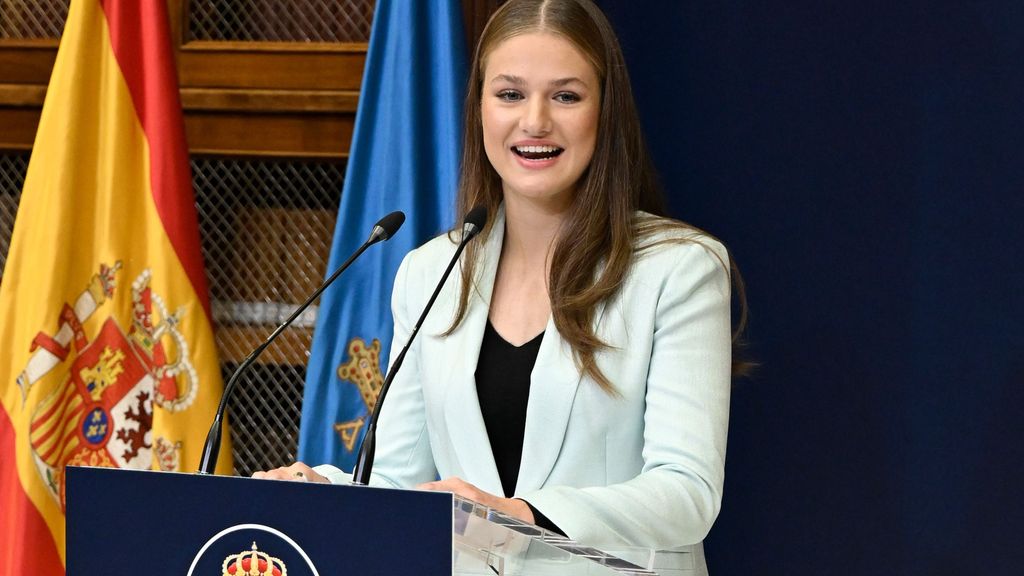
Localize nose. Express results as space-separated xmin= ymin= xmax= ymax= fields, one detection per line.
xmin=519 ymin=98 xmax=552 ymax=135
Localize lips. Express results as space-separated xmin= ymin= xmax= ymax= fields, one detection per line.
xmin=512 ymin=145 xmax=564 ymax=160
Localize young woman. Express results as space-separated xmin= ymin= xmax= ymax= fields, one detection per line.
xmin=257 ymin=0 xmax=742 ymax=572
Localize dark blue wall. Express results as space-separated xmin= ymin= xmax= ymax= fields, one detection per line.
xmin=598 ymin=2 xmax=1024 ymax=574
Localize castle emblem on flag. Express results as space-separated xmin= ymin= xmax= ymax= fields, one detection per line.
xmin=21 ymin=262 xmax=200 ymax=508
xmin=222 ymin=542 xmax=287 ymax=576
xmin=333 ymin=337 xmax=383 ymax=452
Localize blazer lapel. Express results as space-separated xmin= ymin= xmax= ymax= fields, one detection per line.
xmin=515 ymin=318 xmax=583 ymax=494
xmin=517 ymin=292 xmax=609 ymax=493
xmin=441 ymin=208 xmax=505 ymax=495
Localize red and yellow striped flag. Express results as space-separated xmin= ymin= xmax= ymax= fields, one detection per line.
xmin=0 ymin=1 xmax=231 ymax=573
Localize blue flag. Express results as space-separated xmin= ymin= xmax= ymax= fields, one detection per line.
xmin=298 ymin=1 xmax=467 ymax=469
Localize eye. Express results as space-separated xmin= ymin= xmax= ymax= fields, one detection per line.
xmin=554 ymin=91 xmax=582 ymax=104
xmin=497 ymin=89 xmax=524 ymax=102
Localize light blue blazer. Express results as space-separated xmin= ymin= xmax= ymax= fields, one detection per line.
xmin=318 ymin=208 xmax=731 ymax=574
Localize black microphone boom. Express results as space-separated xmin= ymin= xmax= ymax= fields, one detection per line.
xmin=352 ymin=206 xmax=487 ymax=485
xmin=197 ymin=211 xmax=406 ymax=475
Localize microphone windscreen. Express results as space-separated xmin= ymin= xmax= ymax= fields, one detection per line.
xmin=464 ymin=206 xmax=487 ymax=232
xmin=375 ymin=211 xmax=406 ymax=240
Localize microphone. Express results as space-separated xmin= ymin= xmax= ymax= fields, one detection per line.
xmin=197 ymin=211 xmax=406 ymax=475
xmin=352 ymin=206 xmax=487 ymax=485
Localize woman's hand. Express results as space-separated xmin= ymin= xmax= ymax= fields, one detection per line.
xmin=251 ymin=462 xmax=329 ymax=484
xmin=417 ymin=477 xmax=535 ymax=523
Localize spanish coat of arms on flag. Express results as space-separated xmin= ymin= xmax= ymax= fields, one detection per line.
xmin=0 ymin=1 xmax=230 ymax=574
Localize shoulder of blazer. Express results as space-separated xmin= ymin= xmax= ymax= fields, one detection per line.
xmin=633 ymin=214 xmax=730 ymax=273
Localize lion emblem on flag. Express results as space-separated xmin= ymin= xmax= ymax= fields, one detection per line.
xmin=18 ymin=261 xmax=199 ymax=509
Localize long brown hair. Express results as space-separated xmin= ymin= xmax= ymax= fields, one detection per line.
xmin=448 ymin=0 xmax=749 ymax=391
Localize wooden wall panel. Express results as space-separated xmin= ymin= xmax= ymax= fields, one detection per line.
xmin=0 ymin=41 xmax=57 ymax=85
xmin=0 ymin=107 xmax=41 ymax=150
xmin=1 ymin=101 xmax=356 ymax=156
xmin=178 ymin=42 xmax=367 ymax=91
xmin=185 ymin=111 xmax=354 ymax=158
xmin=462 ymin=0 xmax=505 ymax=51
xmin=180 ymin=88 xmax=358 ymax=113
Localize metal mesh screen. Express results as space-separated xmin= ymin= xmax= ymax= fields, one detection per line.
xmin=0 ymin=0 xmax=374 ymax=42
xmin=193 ymin=157 xmax=344 ymax=476
xmin=0 ymin=153 xmax=345 ymax=476
xmin=188 ymin=0 xmax=374 ymax=42
xmin=0 ymin=153 xmax=28 ymax=280
xmin=0 ymin=0 xmax=68 ymax=39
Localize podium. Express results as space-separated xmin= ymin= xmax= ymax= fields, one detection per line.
xmin=66 ymin=467 xmax=659 ymax=575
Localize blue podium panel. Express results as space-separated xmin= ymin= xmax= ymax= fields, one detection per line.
xmin=65 ymin=467 xmax=452 ymax=575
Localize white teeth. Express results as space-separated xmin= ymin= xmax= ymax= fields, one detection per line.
xmin=515 ymin=145 xmax=561 ymax=153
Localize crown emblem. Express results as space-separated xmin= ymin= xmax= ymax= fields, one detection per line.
xmin=222 ymin=542 xmax=287 ymax=576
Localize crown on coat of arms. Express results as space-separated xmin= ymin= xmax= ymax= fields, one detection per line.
xmin=222 ymin=542 xmax=286 ymax=576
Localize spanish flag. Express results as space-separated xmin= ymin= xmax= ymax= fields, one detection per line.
xmin=0 ymin=1 xmax=230 ymax=573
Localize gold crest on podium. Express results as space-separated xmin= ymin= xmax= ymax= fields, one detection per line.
xmin=221 ymin=542 xmax=287 ymax=576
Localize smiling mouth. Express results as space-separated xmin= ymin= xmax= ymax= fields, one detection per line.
xmin=512 ymin=145 xmax=564 ymax=160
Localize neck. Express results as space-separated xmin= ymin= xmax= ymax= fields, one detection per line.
xmin=501 ymin=195 xmax=570 ymax=268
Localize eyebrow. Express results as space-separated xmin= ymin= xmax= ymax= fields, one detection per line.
xmin=491 ymin=74 xmax=588 ymax=88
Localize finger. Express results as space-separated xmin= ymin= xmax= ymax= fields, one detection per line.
xmin=285 ymin=462 xmax=329 ymax=483
xmin=443 ymin=477 xmax=476 ymax=495
xmin=285 ymin=463 xmax=308 ymax=482
xmin=252 ymin=467 xmax=287 ymax=480
xmin=267 ymin=467 xmax=296 ymax=480
xmin=419 ymin=478 xmax=482 ymax=502
xmin=418 ymin=477 xmax=464 ymax=491
xmin=251 ymin=465 xmax=318 ymax=482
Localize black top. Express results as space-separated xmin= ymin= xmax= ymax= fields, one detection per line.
xmin=475 ymin=319 xmax=564 ymax=535
xmin=475 ymin=320 xmax=543 ymax=496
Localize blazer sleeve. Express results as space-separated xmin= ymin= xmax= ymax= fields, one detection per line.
xmin=368 ymin=249 xmax=441 ymax=488
xmin=517 ymin=240 xmax=733 ymax=549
